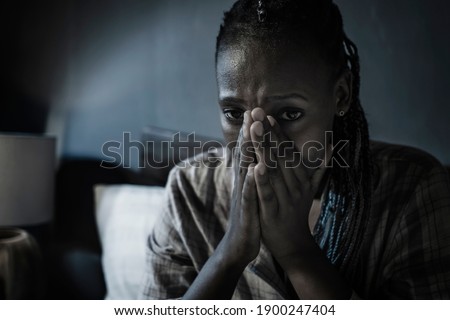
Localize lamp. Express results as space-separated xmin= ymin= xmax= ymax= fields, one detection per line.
xmin=0 ymin=134 xmax=55 ymax=226
xmin=0 ymin=134 xmax=56 ymax=299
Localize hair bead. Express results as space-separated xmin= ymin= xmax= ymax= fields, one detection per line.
xmin=257 ymin=0 xmax=266 ymax=22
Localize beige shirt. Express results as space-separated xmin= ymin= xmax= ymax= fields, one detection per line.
xmin=141 ymin=141 xmax=450 ymax=299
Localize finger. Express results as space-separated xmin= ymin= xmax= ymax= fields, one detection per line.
xmin=253 ymin=109 xmax=278 ymax=166
xmin=240 ymin=111 xmax=256 ymax=166
xmin=270 ymin=115 xmax=325 ymax=177
xmin=267 ymin=115 xmax=310 ymax=184
xmin=241 ymin=164 xmax=258 ymax=216
xmin=250 ymin=114 xmax=302 ymax=196
xmin=232 ymin=127 xmax=246 ymax=197
xmin=232 ymin=112 xmax=257 ymax=199
xmin=250 ymin=108 xmax=276 ymax=169
xmin=251 ymin=111 xmax=302 ymax=200
xmin=254 ymin=163 xmax=282 ymax=220
xmin=242 ymin=111 xmax=252 ymax=141
xmin=241 ymin=164 xmax=260 ymax=232
xmin=249 ymin=121 xmax=264 ymax=165
xmin=264 ymin=125 xmax=302 ymax=196
xmin=268 ymin=116 xmax=328 ymax=198
xmin=233 ymin=127 xmax=242 ymax=167
xmin=252 ymin=108 xmax=272 ymax=134
xmin=266 ymin=115 xmax=295 ymax=156
xmin=266 ymin=115 xmax=301 ymax=166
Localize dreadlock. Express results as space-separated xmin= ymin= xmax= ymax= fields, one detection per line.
xmin=215 ymin=0 xmax=373 ymax=283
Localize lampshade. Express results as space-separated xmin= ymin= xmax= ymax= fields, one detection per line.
xmin=0 ymin=134 xmax=56 ymax=226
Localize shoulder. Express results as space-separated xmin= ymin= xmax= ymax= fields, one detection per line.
xmin=159 ymin=148 xmax=232 ymax=259
xmin=363 ymin=142 xmax=450 ymax=299
xmin=370 ymin=140 xmax=448 ymax=188
xmin=166 ymin=147 xmax=232 ymax=203
xmin=368 ymin=140 xmax=449 ymax=218
xmin=365 ymin=142 xmax=448 ymax=235
xmin=370 ymin=140 xmax=443 ymax=170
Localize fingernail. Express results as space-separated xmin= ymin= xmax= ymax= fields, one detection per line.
xmin=257 ymin=164 xmax=266 ymax=175
xmin=254 ymin=121 xmax=264 ymax=136
xmin=267 ymin=115 xmax=276 ymax=127
xmin=251 ymin=108 xmax=265 ymax=122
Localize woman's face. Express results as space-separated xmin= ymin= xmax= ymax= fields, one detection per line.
xmin=216 ymin=40 xmax=351 ymax=166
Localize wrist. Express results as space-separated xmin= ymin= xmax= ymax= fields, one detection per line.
xmin=216 ymin=233 xmax=255 ymax=271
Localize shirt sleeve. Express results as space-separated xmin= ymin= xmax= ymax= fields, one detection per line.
xmin=381 ymin=164 xmax=450 ymax=299
xmin=140 ymin=168 xmax=198 ymax=299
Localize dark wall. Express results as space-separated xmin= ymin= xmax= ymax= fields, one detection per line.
xmin=3 ymin=0 xmax=450 ymax=164
xmin=338 ymin=0 xmax=450 ymax=163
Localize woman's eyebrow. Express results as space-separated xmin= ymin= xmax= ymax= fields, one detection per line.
xmin=219 ymin=93 xmax=309 ymax=106
xmin=265 ymin=93 xmax=309 ymax=102
xmin=218 ymin=96 xmax=246 ymax=106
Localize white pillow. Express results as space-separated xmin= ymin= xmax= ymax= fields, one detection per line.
xmin=94 ymin=184 xmax=165 ymax=300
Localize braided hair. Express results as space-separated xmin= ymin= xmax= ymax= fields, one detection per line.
xmin=216 ymin=0 xmax=373 ymax=282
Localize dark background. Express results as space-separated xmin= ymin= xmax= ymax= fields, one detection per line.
xmin=3 ymin=0 xmax=450 ymax=164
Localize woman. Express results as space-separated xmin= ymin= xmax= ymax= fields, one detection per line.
xmin=142 ymin=0 xmax=450 ymax=299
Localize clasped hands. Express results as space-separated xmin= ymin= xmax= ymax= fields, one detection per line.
xmin=224 ymin=108 xmax=322 ymax=270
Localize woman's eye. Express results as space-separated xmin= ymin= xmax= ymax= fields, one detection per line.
xmin=278 ymin=110 xmax=303 ymax=121
xmin=223 ymin=109 xmax=244 ymax=122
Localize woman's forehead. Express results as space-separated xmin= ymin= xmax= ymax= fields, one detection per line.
xmin=216 ymin=43 xmax=331 ymax=99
